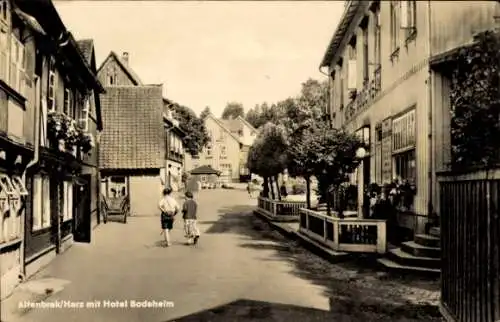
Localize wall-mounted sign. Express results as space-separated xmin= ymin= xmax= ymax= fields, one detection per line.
xmin=381 ymin=118 xmax=392 ymax=184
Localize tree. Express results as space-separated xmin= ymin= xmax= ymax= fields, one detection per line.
xmin=221 ymin=102 xmax=245 ymax=120
xmin=247 ymin=122 xmax=288 ymax=199
xmin=200 ymin=106 xmax=211 ymax=119
xmin=298 ymin=78 xmax=329 ymax=118
xmin=171 ymin=103 xmax=210 ymax=156
xmin=245 ymin=104 xmax=262 ymax=129
xmin=288 ymin=120 xmax=363 ymax=213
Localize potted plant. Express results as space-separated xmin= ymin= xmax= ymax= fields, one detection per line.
xmin=79 ymin=132 xmax=95 ymax=155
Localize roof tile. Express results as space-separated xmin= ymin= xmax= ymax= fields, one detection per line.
xmin=99 ymin=86 xmax=165 ymax=170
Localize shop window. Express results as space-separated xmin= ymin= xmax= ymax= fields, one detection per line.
xmin=32 ymin=175 xmax=51 ymax=231
xmin=62 ymin=181 xmax=73 ymax=222
xmin=393 ymin=149 xmax=416 ymax=181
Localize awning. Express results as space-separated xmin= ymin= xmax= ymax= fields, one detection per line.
xmin=14 ymin=8 xmax=46 ymax=36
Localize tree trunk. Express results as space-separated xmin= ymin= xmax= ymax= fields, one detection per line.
xmin=305 ymin=176 xmax=311 ymax=209
xmin=269 ymin=177 xmax=276 ymax=200
xmin=263 ymin=177 xmax=269 ymax=198
xmin=275 ymin=175 xmax=281 ymax=201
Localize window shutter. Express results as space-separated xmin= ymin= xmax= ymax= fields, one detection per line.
xmin=347 ymin=59 xmax=357 ymax=90
xmin=400 ymin=1 xmax=409 ymax=28
xmin=78 ymin=98 xmax=89 ymax=131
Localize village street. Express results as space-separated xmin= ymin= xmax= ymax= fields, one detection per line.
xmin=2 ymin=188 xmax=441 ymax=322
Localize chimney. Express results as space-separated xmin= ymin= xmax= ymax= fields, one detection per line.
xmin=122 ymin=52 xmax=129 ymax=65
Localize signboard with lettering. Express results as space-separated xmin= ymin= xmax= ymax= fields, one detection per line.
xmin=381 ymin=118 xmax=392 ymax=184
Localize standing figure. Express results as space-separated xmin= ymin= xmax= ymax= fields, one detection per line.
xmin=182 ymin=191 xmax=200 ymax=245
xmin=158 ymin=187 xmax=180 ymax=247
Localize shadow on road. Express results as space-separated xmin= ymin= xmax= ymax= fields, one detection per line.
xmin=202 ymin=204 xmax=443 ymax=321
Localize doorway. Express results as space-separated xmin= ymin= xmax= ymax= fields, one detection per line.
xmin=73 ymin=174 xmax=91 ymax=243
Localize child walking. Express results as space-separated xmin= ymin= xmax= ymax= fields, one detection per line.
xmin=182 ymin=191 xmax=200 ymax=245
xmin=158 ymin=187 xmax=180 ymax=247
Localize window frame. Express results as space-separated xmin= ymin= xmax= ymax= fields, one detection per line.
xmin=390 ymin=1 xmax=400 ymax=54
xmin=32 ymin=175 xmax=51 ymax=231
xmin=48 ymin=61 xmax=57 ymax=111
xmin=62 ymin=181 xmax=73 ymax=222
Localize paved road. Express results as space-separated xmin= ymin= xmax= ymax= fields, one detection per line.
xmin=2 ymin=189 xmax=442 ymax=322
xmin=2 ymin=189 xmax=331 ymax=322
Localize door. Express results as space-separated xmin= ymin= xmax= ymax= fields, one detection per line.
xmin=73 ymin=174 xmax=91 ymax=243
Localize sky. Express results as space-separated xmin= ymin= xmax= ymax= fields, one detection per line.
xmin=54 ymin=1 xmax=344 ymax=117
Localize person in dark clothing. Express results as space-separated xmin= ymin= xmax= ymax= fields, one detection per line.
xmin=182 ymin=191 xmax=200 ymax=245
xmin=280 ymin=183 xmax=288 ymax=199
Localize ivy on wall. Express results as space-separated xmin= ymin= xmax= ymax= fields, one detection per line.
xmin=449 ymin=30 xmax=500 ymax=170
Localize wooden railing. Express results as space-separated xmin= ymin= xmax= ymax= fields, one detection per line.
xmin=299 ymin=208 xmax=387 ymax=254
xmin=256 ymin=196 xmax=306 ymax=222
xmin=438 ymin=169 xmax=500 ymax=322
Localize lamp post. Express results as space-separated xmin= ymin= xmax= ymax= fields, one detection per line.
xmin=356 ymin=146 xmax=367 ymax=219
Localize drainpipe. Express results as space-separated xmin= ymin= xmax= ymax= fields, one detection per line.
xmin=20 ymin=75 xmax=41 ymax=279
xmin=426 ymin=0 xmax=435 ymax=232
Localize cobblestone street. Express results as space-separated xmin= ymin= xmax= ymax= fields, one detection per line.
xmin=2 ymin=189 xmax=442 ymax=322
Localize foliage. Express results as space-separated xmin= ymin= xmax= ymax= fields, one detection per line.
xmin=247 ymin=122 xmax=288 ymax=178
xmin=200 ymin=106 xmax=211 ymax=119
xmin=79 ymin=132 xmax=95 ymax=154
xmin=384 ymin=178 xmax=417 ymax=211
xmin=450 ymin=30 xmax=500 ymax=169
xmin=170 ymin=103 xmax=209 ymax=156
xmin=221 ymin=102 xmax=245 ymax=120
xmin=47 ymin=111 xmax=94 ymax=154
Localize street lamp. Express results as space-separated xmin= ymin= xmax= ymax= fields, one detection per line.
xmin=356 ymin=146 xmax=367 ymax=218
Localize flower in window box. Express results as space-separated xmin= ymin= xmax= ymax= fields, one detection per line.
xmin=79 ymin=132 xmax=94 ymax=154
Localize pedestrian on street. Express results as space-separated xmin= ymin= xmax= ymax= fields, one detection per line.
xmin=182 ymin=191 xmax=200 ymax=245
xmin=159 ymin=187 xmax=180 ymax=247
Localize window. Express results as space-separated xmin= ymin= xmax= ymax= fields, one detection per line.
xmin=63 ymin=88 xmax=71 ymax=116
xmin=108 ymin=75 xmax=114 ymax=85
xmin=347 ymin=43 xmax=357 ymax=91
xmin=62 ymin=181 xmax=73 ymax=222
xmin=32 ymin=175 xmax=51 ymax=231
xmin=372 ymin=3 xmax=381 ymax=66
xmin=362 ymin=25 xmax=369 ymax=82
xmin=170 ymin=134 xmax=175 ymax=152
xmin=10 ymin=35 xmax=26 ymax=96
xmin=206 ymin=144 xmax=212 ymax=157
xmin=78 ymin=96 xmax=90 ymax=131
xmin=392 ymin=109 xmax=416 ymax=152
xmin=0 ymin=28 xmax=8 ymax=82
xmin=393 ymin=149 xmax=416 ymax=181
xmin=48 ymin=62 xmax=56 ymax=111
xmin=390 ymin=1 xmax=400 ymax=53
xmin=401 ymin=0 xmax=417 ymax=39
xmin=220 ymin=145 xmax=227 ymax=159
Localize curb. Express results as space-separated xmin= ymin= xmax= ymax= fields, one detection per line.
xmin=253 ymin=209 xmax=352 ymax=264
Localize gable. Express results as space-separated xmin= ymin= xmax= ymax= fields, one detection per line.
xmin=205 ymin=114 xmax=242 ymax=144
xmin=97 ymin=51 xmax=142 ymax=86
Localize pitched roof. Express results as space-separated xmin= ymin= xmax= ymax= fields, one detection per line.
xmin=205 ymin=113 xmax=242 ymax=144
xmin=99 ymin=85 xmax=165 ymax=170
xmin=236 ymin=115 xmax=258 ymax=132
xmin=220 ymin=118 xmax=242 ymax=133
xmin=76 ymin=39 xmax=93 ymax=64
xmin=97 ymin=51 xmax=143 ymax=85
xmin=189 ymin=165 xmax=221 ymax=175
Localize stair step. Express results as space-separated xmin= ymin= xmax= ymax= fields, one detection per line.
xmin=414 ymin=234 xmax=440 ymax=248
xmin=401 ymin=241 xmax=441 ymax=259
xmin=377 ymin=258 xmax=440 ymax=275
xmin=429 ymin=227 xmax=441 ymax=238
xmin=388 ymin=248 xmax=441 ymax=269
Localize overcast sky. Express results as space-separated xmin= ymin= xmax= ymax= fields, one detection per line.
xmin=54 ymin=1 xmax=343 ymax=117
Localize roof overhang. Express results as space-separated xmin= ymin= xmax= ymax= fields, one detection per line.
xmin=15 ymin=0 xmax=105 ymax=94
xmin=319 ymin=1 xmax=367 ymax=69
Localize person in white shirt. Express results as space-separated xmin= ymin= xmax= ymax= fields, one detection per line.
xmin=158 ymin=187 xmax=180 ymax=246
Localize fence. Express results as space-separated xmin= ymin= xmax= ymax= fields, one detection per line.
xmin=299 ymin=208 xmax=387 ymax=254
xmin=256 ymin=196 xmax=306 ymax=222
xmin=438 ymin=169 xmax=500 ymax=322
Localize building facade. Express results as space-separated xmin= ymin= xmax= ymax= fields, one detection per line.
xmin=186 ymin=113 xmax=242 ymax=183
xmin=221 ymin=116 xmax=258 ymax=181
xmin=321 ymin=0 xmax=499 ymax=236
xmin=1 ymin=0 xmax=104 ymax=299
xmin=163 ymin=99 xmax=185 ymax=191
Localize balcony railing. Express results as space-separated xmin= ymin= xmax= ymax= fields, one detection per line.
xmin=256 ymin=196 xmax=306 ymax=222
xmin=299 ymin=208 xmax=387 ymax=254
xmin=344 ymin=66 xmax=381 ymax=122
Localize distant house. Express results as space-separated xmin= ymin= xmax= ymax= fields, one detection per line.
xmin=97 ymin=51 xmax=142 ymax=86
xmin=221 ymin=116 xmax=258 ymax=181
xmin=99 ymin=85 xmax=166 ymax=216
xmin=163 ymin=98 xmax=186 ymax=191
xmin=185 ymin=113 xmax=242 ymax=183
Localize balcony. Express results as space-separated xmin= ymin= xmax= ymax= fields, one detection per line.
xmin=344 ymin=66 xmax=381 ymax=122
